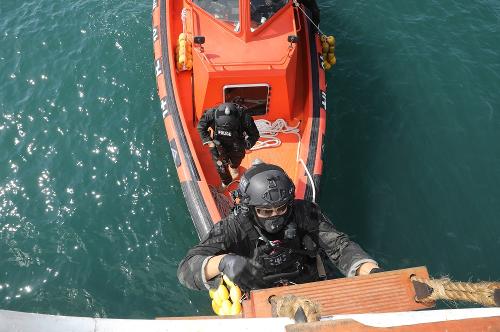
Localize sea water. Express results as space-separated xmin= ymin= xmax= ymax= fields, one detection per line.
xmin=0 ymin=0 xmax=499 ymax=318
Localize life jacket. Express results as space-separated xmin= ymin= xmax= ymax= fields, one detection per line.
xmin=213 ymin=106 xmax=243 ymax=143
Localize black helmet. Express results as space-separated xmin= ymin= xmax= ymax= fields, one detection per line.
xmin=216 ymin=102 xmax=238 ymax=116
xmin=238 ymin=162 xmax=295 ymax=233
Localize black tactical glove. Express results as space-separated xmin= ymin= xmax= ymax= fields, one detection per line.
xmin=244 ymin=139 xmax=253 ymax=150
xmin=369 ymin=267 xmax=385 ymax=274
xmin=218 ymin=254 xmax=266 ymax=291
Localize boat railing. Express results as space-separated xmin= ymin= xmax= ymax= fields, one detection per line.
xmin=252 ymin=118 xmax=316 ymax=202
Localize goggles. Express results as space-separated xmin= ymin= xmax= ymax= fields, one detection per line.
xmin=255 ymin=202 xmax=288 ymax=218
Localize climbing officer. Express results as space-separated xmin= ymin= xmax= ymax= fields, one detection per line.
xmin=177 ymin=161 xmax=381 ymax=291
xmin=197 ymin=102 xmax=260 ymax=190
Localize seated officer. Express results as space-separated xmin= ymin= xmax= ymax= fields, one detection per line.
xmin=250 ymin=0 xmax=287 ymax=24
xmin=177 ymin=161 xmax=381 ymax=291
xmin=250 ymin=0 xmax=319 ymax=26
xmin=197 ymin=102 xmax=260 ymax=190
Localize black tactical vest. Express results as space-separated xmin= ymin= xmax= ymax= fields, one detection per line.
xmin=253 ymin=227 xmax=318 ymax=286
xmin=214 ymin=108 xmax=242 ymax=142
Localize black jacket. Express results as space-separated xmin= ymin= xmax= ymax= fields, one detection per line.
xmin=196 ymin=107 xmax=260 ymax=150
xmin=177 ymin=200 xmax=377 ymax=290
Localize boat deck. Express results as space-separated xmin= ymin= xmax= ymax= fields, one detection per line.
xmin=193 ymin=128 xmax=304 ymax=190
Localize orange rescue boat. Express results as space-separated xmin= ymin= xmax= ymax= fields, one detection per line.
xmin=152 ymin=0 xmax=327 ymax=237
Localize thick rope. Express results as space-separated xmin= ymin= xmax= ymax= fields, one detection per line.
xmin=181 ymin=8 xmax=187 ymax=33
xmin=292 ymin=0 xmax=324 ymax=36
xmin=412 ymin=276 xmax=500 ymax=307
xmin=251 ymin=119 xmax=301 ymax=150
xmin=269 ymin=295 xmax=321 ymax=322
xmin=251 ymin=118 xmax=316 ymax=202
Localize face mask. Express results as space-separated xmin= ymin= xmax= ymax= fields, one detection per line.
xmin=256 ymin=214 xmax=288 ymax=233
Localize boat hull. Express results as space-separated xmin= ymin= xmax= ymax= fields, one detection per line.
xmin=152 ymin=0 xmax=327 ymax=238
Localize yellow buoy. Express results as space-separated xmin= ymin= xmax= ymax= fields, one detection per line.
xmin=211 ymin=299 xmax=220 ymax=315
xmin=220 ymin=299 xmax=232 ymax=316
xmin=222 ymin=275 xmax=235 ymax=289
xmin=329 ymin=46 xmax=335 ymax=53
xmin=209 ymin=276 xmax=243 ymax=316
xmin=322 ymin=42 xmax=329 ymax=54
xmin=327 ymin=35 xmax=335 ymax=46
xmin=217 ymin=284 xmax=229 ymax=301
xmin=213 ymin=292 xmax=224 ymax=306
xmin=178 ymin=54 xmax=186 ymax=66
xmin=230 ymin=301 xmax=242 ymax=315
xmin=320 ymin=34 xmax=327 ymax=42
xmin=229 ymin=286 xmax=242 ymax=303
xmin=323 ymin=61 xmax=332 ymax=70
xmin=327 ymin=53 xmax=336 ymax=63
xmin=175 ymin=36 xmax=193 ymax=71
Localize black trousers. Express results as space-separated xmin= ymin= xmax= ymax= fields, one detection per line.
xmin=210 ymin=145 xmax=245 ymax=186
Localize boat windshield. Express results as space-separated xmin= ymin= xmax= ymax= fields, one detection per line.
xmin=250 ymin=0 xmax=289 ymax=29
xmin=193 ymin=0 xmax=240 ymax=31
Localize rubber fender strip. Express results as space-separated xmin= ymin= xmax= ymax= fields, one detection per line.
xmin=159 ymin=0 xmax=213 ymax=234
xmin=169 ymin=139 xmax=181 ymax=167
xmin=159 ymin=0 xmax=201 ymax=182
xmin=181 ymin=180 xmax=214 ymax=239
xmin=305 ymin=8 xmax=321 ymax=202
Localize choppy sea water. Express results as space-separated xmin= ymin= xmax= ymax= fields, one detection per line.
xmin=0 ymin=0 xmax=499 ymax=318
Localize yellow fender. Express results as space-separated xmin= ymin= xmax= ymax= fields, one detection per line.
xmin=209 ymin=275 xmax=243 ymax=316
xmin=321 ymin=34 xmax=337 ymax=71
xmin=176 ymin=33 xmax=193 ymax=71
